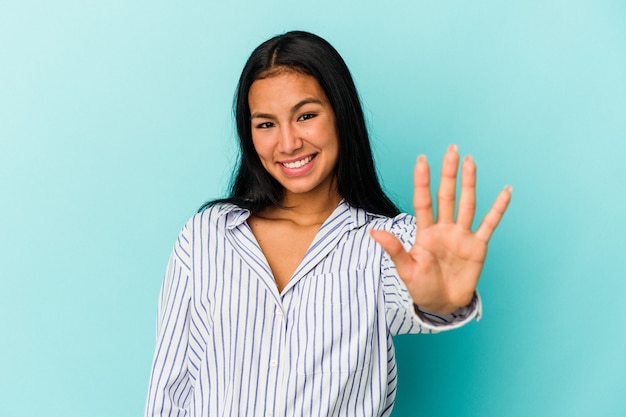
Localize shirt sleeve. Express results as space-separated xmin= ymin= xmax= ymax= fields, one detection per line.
xmin=144 ymin=222 xmax=193 ymax=416
xmin=381 ymin=213 xmax=482 ymax=335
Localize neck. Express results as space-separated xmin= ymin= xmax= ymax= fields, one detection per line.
xmin=258 ymin=187 xmax=342 ymax=226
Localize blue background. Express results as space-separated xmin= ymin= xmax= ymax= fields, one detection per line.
xmin=1 ymin=1 xmax=625 ymax=416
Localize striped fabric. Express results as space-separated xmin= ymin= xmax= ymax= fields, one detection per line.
xmin=144 ymin=200 xmax=480 ymax=417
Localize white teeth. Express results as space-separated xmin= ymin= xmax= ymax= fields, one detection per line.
xmin=282 ymin=155 xmax=313 ymax=169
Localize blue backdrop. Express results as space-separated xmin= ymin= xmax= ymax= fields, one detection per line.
xmin=1 ymin=1 xmax=624 ymax=416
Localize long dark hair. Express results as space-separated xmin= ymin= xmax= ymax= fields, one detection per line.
xmin=199 ymin=30 xmax=400 ymax=217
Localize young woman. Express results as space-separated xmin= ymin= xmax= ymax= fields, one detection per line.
xmin=144 ymin=31 xmax=511 ymax=417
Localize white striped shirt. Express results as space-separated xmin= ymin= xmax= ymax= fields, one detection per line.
xmin=144 ymin=200 xmax=480 ymax=417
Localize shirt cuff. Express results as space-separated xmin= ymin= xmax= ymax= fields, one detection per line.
xmin=412 ymin=292 xmax=482 ymax=332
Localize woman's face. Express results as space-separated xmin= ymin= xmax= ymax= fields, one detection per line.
xmin=248 ymin=71 xmax=340 ymax=201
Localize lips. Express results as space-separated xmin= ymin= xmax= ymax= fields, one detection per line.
xmin=280 ymin=155 xmax=315 ymax=169
xmin=278 ymin=154 xmax=317 ymax=176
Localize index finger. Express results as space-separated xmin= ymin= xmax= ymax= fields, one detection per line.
xmin=413 ymin=155 xmax=434 ymax=228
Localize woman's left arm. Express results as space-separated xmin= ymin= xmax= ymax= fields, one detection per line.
xmin=371 ymin=145 xmax=512 ymax=315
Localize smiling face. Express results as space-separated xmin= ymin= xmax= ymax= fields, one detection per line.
xmin=248 ymin=70 xmax=340 ymax=204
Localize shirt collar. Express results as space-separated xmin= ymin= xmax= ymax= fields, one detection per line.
xmin=216 ymin=199 xmax=383 ymax=231
xmin=215 ymin=203 xmax=251 ymax=230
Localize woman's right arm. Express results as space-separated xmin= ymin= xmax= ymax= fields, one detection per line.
xmin=144 ymin=225 xmax=193 ymax=416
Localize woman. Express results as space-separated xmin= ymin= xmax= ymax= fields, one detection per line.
xmin=144 ymin=30 xmax=511 ymax=417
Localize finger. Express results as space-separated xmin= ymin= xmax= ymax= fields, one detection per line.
xmin=456 ymin=155 xmax=477 ymax=229
xmin=369 ymin=229 xmax=415 ymax=280
xmin=413 ymin=155 xmax=434 ymax=228
xmin=475 ymin=185 xmax=513 ymax=242
xmin=437 ymin=144 xmax=460 ymax=223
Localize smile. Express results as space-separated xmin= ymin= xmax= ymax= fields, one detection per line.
xmin=280 ymin=155 xmax=315 ymax=169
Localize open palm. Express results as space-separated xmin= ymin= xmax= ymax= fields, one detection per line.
xmin=371 ymin=145 xmax=512 ymax=315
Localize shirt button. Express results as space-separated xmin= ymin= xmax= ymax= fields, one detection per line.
xmin=270 ymin=359 xmax=278 ymax=367
xmin=275 ymin=309 xmax=283 ymax=317
xmin=265 ymin=411 xmax=273 ymax=417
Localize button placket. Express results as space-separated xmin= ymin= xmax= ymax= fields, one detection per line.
xmin=264 ymin=300 xmax=287 ymax=417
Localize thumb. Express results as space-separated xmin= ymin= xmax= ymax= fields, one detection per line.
xmin=370 ymin=229 xmax=414 ymax=281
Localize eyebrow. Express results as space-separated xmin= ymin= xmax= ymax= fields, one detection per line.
xmin=250 ymin=98 xmax=323 ymax=120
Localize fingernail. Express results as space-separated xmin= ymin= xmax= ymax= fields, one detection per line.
xmin=449 ymin=144 xmax=458 ymax=152
xmin=505 ymin=185 xmax=513 ymax=192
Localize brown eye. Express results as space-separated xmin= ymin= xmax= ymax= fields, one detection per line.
xmin=298 ymin=113 xmax=316 ymax=121
xmin=256 ymin=122 xmax=274 ymax=129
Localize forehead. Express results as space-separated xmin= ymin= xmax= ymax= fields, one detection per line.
xmin=248 ymin=71 xmax=329 ymax=110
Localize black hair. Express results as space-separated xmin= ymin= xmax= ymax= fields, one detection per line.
xmin=199 ymin=30 xmax=400 ymax=217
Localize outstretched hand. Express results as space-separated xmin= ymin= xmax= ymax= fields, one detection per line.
xmin=370 ymin=145 xmax=511 ymax=315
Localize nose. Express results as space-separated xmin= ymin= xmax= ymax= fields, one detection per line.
xmin=277 ymin=124 xmax=303 ymax=154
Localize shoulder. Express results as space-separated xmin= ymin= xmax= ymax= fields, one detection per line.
xmin=171 ymin=203 xmax=250 ymax=256
xmin=389 ymin=212 xmax=415 ymax=235
xmin=360 ymin=208 xmax=415 ymax=234
xmin=184 ymin=203 xmax=250 ymax=231
xmin=357 ymin=208 xmax=415 ymax=249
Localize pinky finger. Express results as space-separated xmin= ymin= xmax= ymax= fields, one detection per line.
xmin=475 ymin=185 xmax=512 ymax=242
